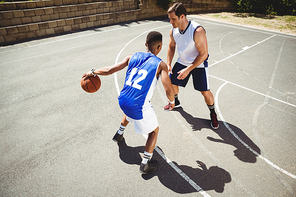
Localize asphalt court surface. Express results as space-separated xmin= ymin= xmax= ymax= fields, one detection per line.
xmin=0 ymin=15 xmax=296 ymax=196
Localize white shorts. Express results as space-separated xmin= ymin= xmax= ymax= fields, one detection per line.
xmin=126 ymin=104 xmax=159 ymax=135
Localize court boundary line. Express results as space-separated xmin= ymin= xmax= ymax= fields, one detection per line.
xmin=210 ymin=75 xmax=296 ymax=108
xmin=155 ymin=83 xmax=258 ymax=196
xmin=154 ymin=146 xmax=210 ymax=197
xmin=215 ymin=82 xmax=296 ymax=179
xmin=207 ymin=19 xmax=296 ymax=179
xmin=209 ymin=34 xmax=276 ymax=68
xmin=250 ymin=41 xmax=295 ymax=195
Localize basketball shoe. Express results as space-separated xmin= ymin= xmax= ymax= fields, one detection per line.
xmin=112 ymin=132 xmax=124 ymax=143
xmin=210 ymin=113 xmax=219 ymax=129
xmin=139 ymin=160 xmax=158 ymax=174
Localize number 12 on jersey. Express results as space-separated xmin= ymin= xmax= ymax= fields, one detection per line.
xmin=126 ymin=68 xmax=148 ymax=90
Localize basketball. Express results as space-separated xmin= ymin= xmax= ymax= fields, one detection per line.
xmin=81 ymin=76 xmax=101 ymax=93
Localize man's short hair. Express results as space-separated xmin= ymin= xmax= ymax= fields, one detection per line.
xmin=146 ymin=31 xmax=162 ymax=46
xmin=167 ymin=2 xmax=187 ymax=17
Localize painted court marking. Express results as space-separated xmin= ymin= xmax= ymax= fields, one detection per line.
xmin=209 ymin=34 xmax=276 ymax=68
xmin=155 ymin=146 xmax=210 ymax=197
xmin=215 ymin=82 xmax=296 ymax=179
xmin=209 ymin=26 xmax=296 ymax=179
xmin=210 ymin=75 xmax=296 ymax=108
xmin=209 ymin=19 xmax=296 ymax=179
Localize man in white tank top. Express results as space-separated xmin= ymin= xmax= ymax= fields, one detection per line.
xmin=165 ymin=2 xmax=219 ymax=129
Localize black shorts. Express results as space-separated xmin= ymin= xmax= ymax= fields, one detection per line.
xmin=170 ymin=62 xmax=210 ymax=91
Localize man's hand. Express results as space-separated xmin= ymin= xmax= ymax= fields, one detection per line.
xmin=167 ymin=65 xmax=173 ymax=74
xmin=177 ymin=67 xmax=190 ymax=80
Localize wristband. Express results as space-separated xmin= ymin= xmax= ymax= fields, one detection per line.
xmin=169 ymin=100 xmax=175 ymax=104
xmin=91 ymin=68 xmax=96 ymax=76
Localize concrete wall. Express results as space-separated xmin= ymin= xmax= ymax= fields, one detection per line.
xmin=0 ymin=0 xmax=235 ymax=45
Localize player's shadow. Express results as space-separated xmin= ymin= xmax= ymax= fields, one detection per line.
xmin=117 ymin=139 xmax=231 ymax=194
xmin=174 ymin=107 xmax=261 ymax=163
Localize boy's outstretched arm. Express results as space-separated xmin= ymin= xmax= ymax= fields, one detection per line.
xmin=82 ymin=55 xmax=132 ymax=79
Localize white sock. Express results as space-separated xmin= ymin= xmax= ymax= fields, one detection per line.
xmin=141 ymin=151 xmax=153 ymax=164
xmin=117 ymin=125 xmax=125 ymax=135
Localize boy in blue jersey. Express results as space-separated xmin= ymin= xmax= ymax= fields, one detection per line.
xmin=82 ymin=31 xmax=175 ymax=174
xmin=165 ymin=2 xmax=219 ymax=130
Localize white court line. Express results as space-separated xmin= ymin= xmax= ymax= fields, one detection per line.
xmin=142 ymin=135 xmax=211 ymax=196
xmin=155 ymin=146 xmax=210 ymax=197
xmin=251 ymin=41 xmax=294 ymax=195
xmin=155 ymin=84 xmax=257 ymax=196
xmin=215 ymin=82 xmax=296 ymax=179
xmin=219 ymin=32 xmax=232 ymax=55
xmin=209 ymin=34 xmax=276 ymax=68
xmin=114 ymin=25 xmax=211 ymax=196
xmin=206 ymin=20 xmax=296 ymax=179
xmin=210 ymin=75 xmax=296 ymax=108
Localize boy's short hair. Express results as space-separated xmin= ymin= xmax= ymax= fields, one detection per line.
xmin=146 ymin=31 xmax=162 ymax=46
xmin=168 ymin=2 xmax=187 ymax=17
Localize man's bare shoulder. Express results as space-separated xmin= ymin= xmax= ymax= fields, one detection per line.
xmin=195 ymin=26 xmax=206 ymax=35
xmin=194 ymin=26 xmax=207 ymax=42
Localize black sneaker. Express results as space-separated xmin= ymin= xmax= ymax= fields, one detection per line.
xmin=210 ymin=113 xmax=219 ymax=130
xmin=112 ymin=132 xmax=124 ymax=143
xmin=164 ymin=97 xmax=181 ymax=110
xmin=139 ymin=160 xmax=158 ymax=174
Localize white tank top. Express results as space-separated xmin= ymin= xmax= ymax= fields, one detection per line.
xmin=173 ymin=21 xmax=206 ymax=68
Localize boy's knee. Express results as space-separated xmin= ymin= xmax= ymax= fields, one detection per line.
xmin=151 ymin=127 xmax=159 ymax=135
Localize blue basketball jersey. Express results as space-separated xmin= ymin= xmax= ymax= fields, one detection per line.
xmin=118 ymin=52 xmax=162 ymax=120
